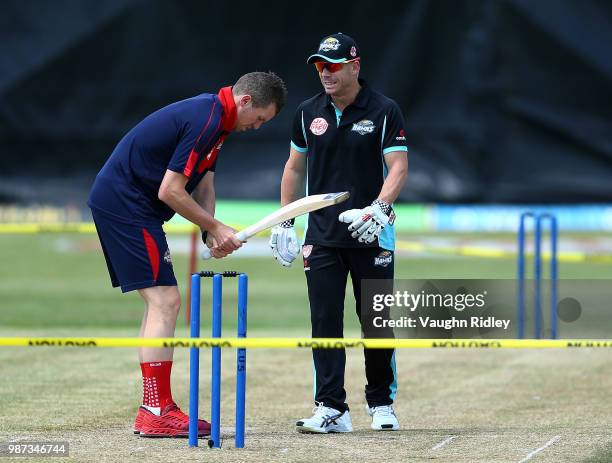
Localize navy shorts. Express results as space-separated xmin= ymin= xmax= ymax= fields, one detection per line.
xmin=91 ymin=208 xmax=177 ymax=293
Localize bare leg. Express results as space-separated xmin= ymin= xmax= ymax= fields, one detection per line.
xmin=137 ymin=286 xmax=181 ymax=362
xmin=138 ymin=302 xmax=149 ymax=364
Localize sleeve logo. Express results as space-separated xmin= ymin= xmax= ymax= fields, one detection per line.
xmin=163 ymin=249 xmax=173 ymax=266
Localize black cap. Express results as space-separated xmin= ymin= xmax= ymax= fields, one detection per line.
xmin=306 ymin=33 xmax=360 ymax=64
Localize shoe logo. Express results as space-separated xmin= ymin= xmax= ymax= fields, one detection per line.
xmin=320 ymin=412 xmax=343 ymax=428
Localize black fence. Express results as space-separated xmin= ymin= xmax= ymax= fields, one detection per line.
xmin=1 ymin=0 xmax=611 ymax=203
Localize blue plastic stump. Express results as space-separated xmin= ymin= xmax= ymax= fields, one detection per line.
xmin=188 ymin=273 xmax=201 ymax=447
xmin=235 ymin=274 xmax=248 ymax=448
xmin=210 ymin=274 xmax=222 ymax=448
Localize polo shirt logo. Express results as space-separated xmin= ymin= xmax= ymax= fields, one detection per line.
xmin=351 ymin=120 xmax=375 ymax=135
xmin=310 ymin=117 xmax=329 ymax=135
xmin=197 ymin=136 xmax=225 ymax=173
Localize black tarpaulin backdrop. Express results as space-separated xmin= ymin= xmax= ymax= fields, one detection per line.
xmin=1 ymin=0 xmax=611 ymax=203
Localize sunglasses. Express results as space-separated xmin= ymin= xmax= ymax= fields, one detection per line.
xmin=314 ymin=58 xmax=360 ymax=73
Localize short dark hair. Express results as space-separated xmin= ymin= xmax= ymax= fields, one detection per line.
xmin=233 ymin=72 xmax=287 ymax=114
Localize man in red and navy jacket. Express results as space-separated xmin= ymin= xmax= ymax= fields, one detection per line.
xmin=88 ymin=72 xmax=286 ymax=437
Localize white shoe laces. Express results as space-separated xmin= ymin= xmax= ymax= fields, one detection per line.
xmin=312 ymin=402 xmax=335 ymax=419
xmin=372 ymin=405 xmax=395 ymax=417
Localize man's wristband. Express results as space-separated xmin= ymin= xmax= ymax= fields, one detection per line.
xmin=372 ymin=199 xmax=391 ymax=215
xmin=279 ymin=218 xmax=295 ymax=228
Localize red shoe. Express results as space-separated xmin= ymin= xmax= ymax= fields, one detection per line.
xmin=136 ymin=402 xmax=211 ymax=438
xmin=133 ymin=407 xmax=148 ymax=434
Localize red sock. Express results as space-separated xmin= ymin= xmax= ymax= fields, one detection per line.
xmin=140 ymin=361 xmax=174 ymax=414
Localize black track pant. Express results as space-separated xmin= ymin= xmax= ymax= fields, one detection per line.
xmin=304 ymin=244 xmax=396 ymax=412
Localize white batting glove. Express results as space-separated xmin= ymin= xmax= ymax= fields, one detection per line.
xmin=338 ymin=200 xmax=394 ymax=244
xmin=269 ymin=219 xmax=300 ymax=267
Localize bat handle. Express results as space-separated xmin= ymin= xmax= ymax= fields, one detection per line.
xmin=200 ymin=230 xmax=248 ymax=260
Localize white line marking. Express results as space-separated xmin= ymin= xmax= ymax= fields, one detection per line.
xmin=518 ymin=435 xmax=561 ymax=463
xmin=431 ymin=435 xmax=457 ymax=450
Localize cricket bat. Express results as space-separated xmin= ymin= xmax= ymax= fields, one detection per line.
xmin=201 ymin=191 xmax=350 ymax=259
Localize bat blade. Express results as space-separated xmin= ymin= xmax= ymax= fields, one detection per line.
xmin=202 ymin=191 xmax=349 ymax=259
xmin=241 ymin=191 xmax=350 ymax=237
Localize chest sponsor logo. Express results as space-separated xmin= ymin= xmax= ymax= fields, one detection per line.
xmin=198 ymin=137 xmax=225 ymax=173
xmin=310 ymin=117 xmax=329 ymax=136
xmin=319 ymin=37 xmax=340 ymax=51
xmin=374 ymin=250 xmax=393 ymax=267
xmin=352 ymin=120 xmax=375 ymax=135
xmin=209 ymin=140 xmax=223 ymax=159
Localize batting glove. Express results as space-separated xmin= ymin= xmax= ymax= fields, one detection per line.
xmin=269 ymin=219 xmax=300 ymax=267
xmin=338 ymin=200 xmax=395 ymax=244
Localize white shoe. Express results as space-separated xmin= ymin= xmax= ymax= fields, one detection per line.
xmin=296 ymin=402 xmax=353 ymax=433
xmin=367 ymin=404 xmax=400 ymax=431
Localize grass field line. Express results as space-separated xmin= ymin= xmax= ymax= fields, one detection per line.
xmin=430 ymin=435 xmax=457 ymax=450
xmin=517 ymin=435 xmax=561 ymax=462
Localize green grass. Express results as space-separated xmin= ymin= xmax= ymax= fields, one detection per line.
xmin=583 ymin=445 xmax=612 ymax=463
xmin=2 ymin=232 xmax=612 ymax=462
xmin=1 ymin=232 xmax=611 ymax=330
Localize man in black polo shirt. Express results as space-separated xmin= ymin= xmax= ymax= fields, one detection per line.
xmin=270 ymin=33 xmax=408 ymax=433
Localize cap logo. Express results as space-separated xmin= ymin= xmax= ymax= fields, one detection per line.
xmin=350 ymin=46 xmax=357 ymax=57
xmin=319 ymin=37 xmax=340 ymax=52
xmin=310 ymin=117 xmax=329 ymax=136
